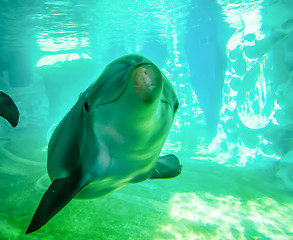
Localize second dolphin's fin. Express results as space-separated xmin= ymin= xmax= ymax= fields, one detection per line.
xmin=0 ymin=91 xmax=19 ymax=127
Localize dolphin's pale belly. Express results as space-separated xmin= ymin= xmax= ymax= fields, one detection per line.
xmin=76 ymin=101 xmax=173 ymax=198
xmin=76 ymin=138 xmax=160 ymax=199
xmin=76 ymin=159 xmax=154 ymax=199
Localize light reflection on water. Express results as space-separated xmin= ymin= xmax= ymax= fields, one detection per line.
xmin=156 ymin=192 xmax=293 ymax=240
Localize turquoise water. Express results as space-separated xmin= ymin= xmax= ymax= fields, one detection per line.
xmin=1 ymin=0 xmax=293 ymax=239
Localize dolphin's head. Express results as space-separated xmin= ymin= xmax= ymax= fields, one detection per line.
xmin=82 ymin=55 xmax=164 ymax=116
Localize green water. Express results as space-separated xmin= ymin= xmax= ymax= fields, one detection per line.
xmin=1 ymin=0 xmax=293 ymax=239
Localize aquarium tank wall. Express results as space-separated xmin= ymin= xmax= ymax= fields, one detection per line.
xmin=1 ymin=0 xmax=293 ymax=239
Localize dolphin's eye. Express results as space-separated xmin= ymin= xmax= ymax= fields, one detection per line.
xmin=84 ymin=101 xmax=90 ymax=113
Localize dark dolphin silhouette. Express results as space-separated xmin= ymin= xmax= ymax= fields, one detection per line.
xmin=0 ymin=91 xmax=19 ymax=127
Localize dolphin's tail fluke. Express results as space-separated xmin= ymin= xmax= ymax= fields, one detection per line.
xmin=0 ymin=91 xmax=19 ymax=127
xmin=150 ymin=154 xmax=182 ymax=179
xmin=26 ymin=167 xmax=91 ymax=234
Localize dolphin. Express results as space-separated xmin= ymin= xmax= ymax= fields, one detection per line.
xmin=26 ymin=54 xmax=181 ymax=234
xmin=0 ymin=91 xmax=19 ymax=127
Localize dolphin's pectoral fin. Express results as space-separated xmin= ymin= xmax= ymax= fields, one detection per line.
xmin=0 ymin=91 xmax=19 ymax=127
xmin=26 ymin=168 xmax=91 ymax=234
xmin=150 ymin=154 xmax=182 ymax=179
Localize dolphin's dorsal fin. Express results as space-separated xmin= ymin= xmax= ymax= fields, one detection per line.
xmin=0 ymin=91 xmax=19 ymax=127
xmin=26 ymin=167 xmax=91 ymax=234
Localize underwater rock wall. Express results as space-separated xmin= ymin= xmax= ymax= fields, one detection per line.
xmin=209 ymin=0 xmax=293 ymax=189
xmin=166 ymin=0 xmax=293 ymax=181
